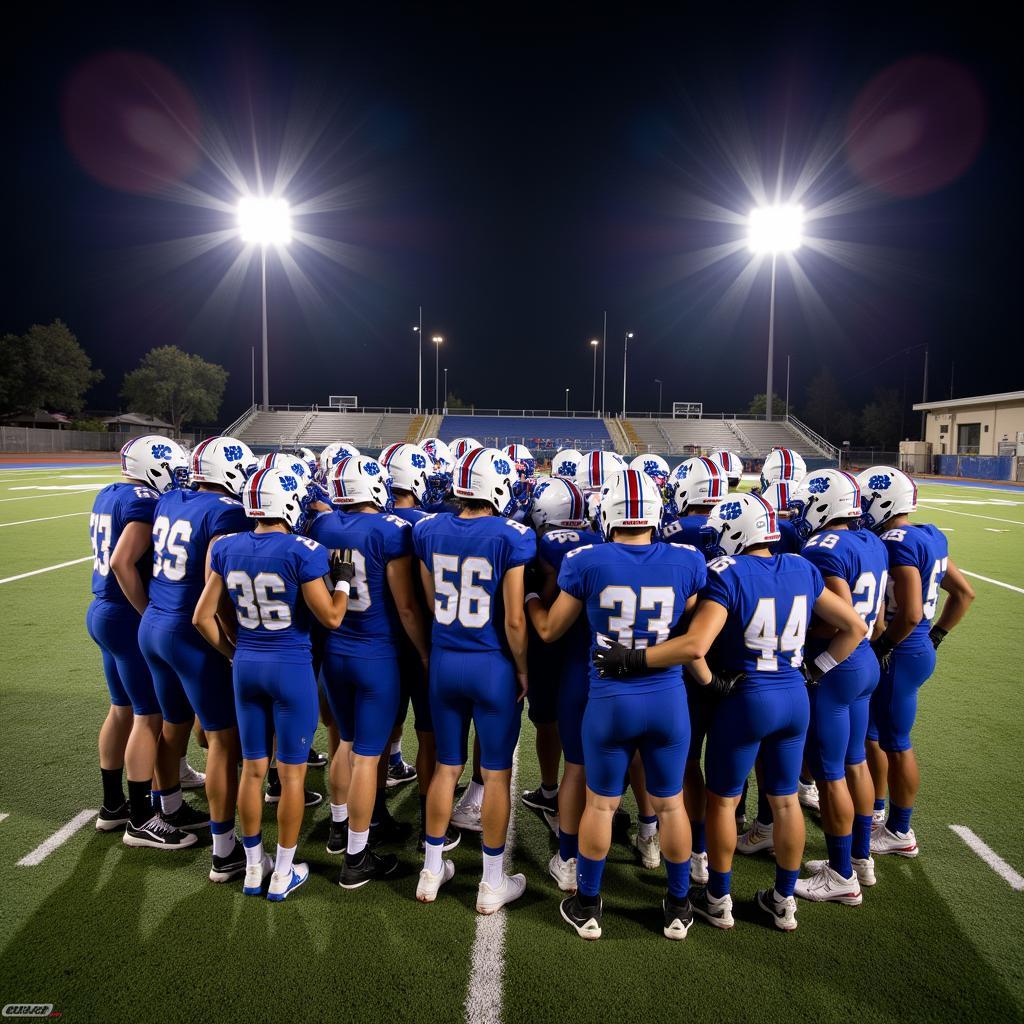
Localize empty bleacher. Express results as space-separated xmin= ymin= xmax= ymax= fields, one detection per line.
xmin=739 ymin=419 xmax=828 ymax=457
xmin=234 ymin=409 xmax=419 ymax=454
xmin=624 ymin=417 xmax=834 ymax=458
xmin=437 ymin=415 xmax=612 ymax=453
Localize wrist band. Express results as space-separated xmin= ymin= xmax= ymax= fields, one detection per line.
xmin=525 ymin=592 xmax=541 ymax=605
xmin=334 ymin=580 xmax=351 ymax=596
xmin=814 ymin=651 xmax=838 ymax=676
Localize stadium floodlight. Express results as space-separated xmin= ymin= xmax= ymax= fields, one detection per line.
xmin=747 ymin=203 xmax=803 ymax=254
xmin=237 ymin=196 xmax=292 ymax=246
xmin=237 ymin=195 xmax=292 ymax=410
xmin=747 ymin=204 xmax=803 ymax=421
xmin=590 ymin=339 xmax=599 ymax=412
xmin=432 ymin=335 xmax=444 ymax=411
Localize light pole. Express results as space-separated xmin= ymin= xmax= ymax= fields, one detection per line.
xmin=413 ymin=306 xmax=423 ymax=413
xmin=565 ymin=388 xmax=570 ymax=415
xmin=237 ymin=195 xmax=292 ymax=410
xmin=432 ymin=335 xmax=443 ymax=411
xmin=621 ymin=331 xmax=634 ymax=416
xmin=590 ymin=339 xmax=599 ymax=412
xmin=443 ymin=367 xmax=448 ymax=411
xmin=655 ymin=378 xmax=663 ymax=416
xmin=601 ymin=310 xmax=607 ymax=416
xmin=747 ymin=204 xmax=803 ymax=422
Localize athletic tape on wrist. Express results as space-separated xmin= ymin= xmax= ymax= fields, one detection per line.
xmin=814 ymin=651 xmax=838 ymax=676
xmin=334 ymin=580 xmax=351 ymax=596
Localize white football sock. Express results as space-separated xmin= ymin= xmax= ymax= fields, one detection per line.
xmin=638 ymin=819 xmax=658 ymax=841
xmin=423 ymin=840 xmax=444 ymax=875
xmin=347 ymin=827 xmax=369 ymax=857
xmin=160 ymin=788 xmax=182 ymax=815
xmin=244 ymin=839 xmax=263 ymax=869
xmin=466 ymin=780 xmax=484 ymax=804
xmin=541 ymin=784 xmax=559 ymax=800
xmin=390 ymin=740 xmax=402 ymax=758
xmin=274 ymin=844 xmax=296 ymax=878
xmin=212 ymin=829 xmax=235 ymax=858
xmin=482 ymin=849 xmax=505 ymax=889
xmin=331 ymin=803 xmax=349 ymax=823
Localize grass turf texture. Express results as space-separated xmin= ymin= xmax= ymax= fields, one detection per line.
xmin=0 ymin=468 xmax=1021 ymax=1023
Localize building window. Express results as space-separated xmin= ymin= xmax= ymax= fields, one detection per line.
xmin=957 ymin=422 xmax=981 ymax=455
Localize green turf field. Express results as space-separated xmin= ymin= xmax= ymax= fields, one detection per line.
xmin=1 ymin=466 xmax=1022 ymax=1023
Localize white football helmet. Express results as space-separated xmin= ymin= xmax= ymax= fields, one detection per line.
xmin=450 ymin=437 xmax=482 ymax=461
xmin=242 ymin=466 xmax=307 ymax=530
xmin=857 ymin=466 xmax=918 ymax=531
xmin=451 ymin=447 xmax=517 ymax=516
xmin=420 ymin=437 xmax=454 ymax=472
xmin=379 ymin=443 xmax=433 ymax=505
xmin=190 ymin=436 xmax=257 ymax=496
xmin=710 ymin=450 xmax=744 ymax=485
xmin=298 ymin=447 xmax=318 ymax=475
xmin=257 ymin=452 xmax=310 ymax=483
xmin=629 ymin=453 xmax=671 ymax=492
xmin=599 ymin=469 xmax=663 ymax=538
xmin=575 ymin=450 xmax=627 ymax=492
xmin=759 ymin=480 xmax=797 ymax=513
xmin=529 ymin=477 xmax=588 ymax=530
xmin=329 ymin=455 xmax=394 ymax=511
xmin=790 ymin=469 xmax=864 ymax=539
xmin=120 ymin=434 xmax=189 ymax=493
xmin=760 ymin=447 xmax=807 ymax=491
xmin=552 ymin=448 xmax=583 ymax=480
xmin=320 ymin=441 xmax=360 ymax=469
xmin=668 ymin=456 xmax=728 ymax=516
xmin=703 ymin=493 xmax=782 ymax=556
xmin=504 ymin=444 xmax=536 ymax=508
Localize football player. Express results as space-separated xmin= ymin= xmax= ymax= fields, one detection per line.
xmin=759 ymin=448 xmax=807 ymax=493
xmin=574 ymin=450 xmax=627 ymax=496
xmin=551 ymin=448 xmax=583 ymax=480
xmin=709 ymin=450 xmax=743 ymax=489
xmin=413 ymin=447 xmax=535 ymax=913
xmin=519 ymin=478 xmax=593 ymax=846
xmin=90 ymin=435 xmax=191 ymax=845
xmin=597 ymin=493 xmax=868 ymax=932
xmin=137 ymin=436 xmax=257 ymax=878
xmin=378 ymin=443 xmax=460 ymax=848
xmin=785 ymin=470 xmax=889 ymax=903
xmin=858 ymin=467 xmax=974 ymax=857
xmin=504 ymin=443 xmax=537 ymax=518
xmin=529 ymin=470 xmax=707 ymax=940
xmin=629 ymin=453 xmax=670 ymax=495
xmin=193 ymin=467 xmax=353 ymax=900
xmin=450 ymin=437 xmax=482 ymax=462
xmin=308 ymin=456 xmax=433 ymax=887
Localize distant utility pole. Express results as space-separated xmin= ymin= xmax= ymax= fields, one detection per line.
xmin=600 ymin=310 xmax=607 ymax=416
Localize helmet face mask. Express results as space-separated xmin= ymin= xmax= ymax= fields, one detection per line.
xmin=504 ymin=444 xmax=537 ymax=509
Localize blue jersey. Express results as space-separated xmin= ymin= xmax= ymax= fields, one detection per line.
xmin=702 ymin=553 xmax=824 ymax=685
xmin=879 ymin=523 xmax=948 ymax=651
xmin=558 ymin=541 xmax=707 ymax=697
xmin=414 ymin=513 xmax=537 ymax=653
xmin=308 ymin=509 xmax=413 ymax=656
xmin=801 ymin=528 xmax=889 ymax=655
xmin=538 ymin=527 xmax=604 ymax=657
xmin=89 ymin=482 xmax=159 ymax=605
xmin=210 ymin=531 xmax=330 ymax=662
xmin=147 ymin=489 xmax=250 ymax=620
xmin=661 ymin=514 xmax=710 ymax=555
xmin=393 ymin=505 xmax=429 ymax=527
xmin=772 ymin=518 xmax=803 ymax=555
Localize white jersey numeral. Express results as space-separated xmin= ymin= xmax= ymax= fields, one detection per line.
xmin=597 ymin=585 xmax=676 ymax=649
xmin=226 ymin=571 xmax=291 ymax=630
xmin=346 ymin=550 xmax=371 ymax=612
xmin=923 ymin=558 xmax=947 ymax=621
xmin=433 ymin=554 xmax=494 ymax=628
xmin=743 ymin=596 xmax=808 ymax=671
xmin=89 ymin=513 xmax=112 ymax=576
xmin=152 ymin=516 xmax=192 ymax=580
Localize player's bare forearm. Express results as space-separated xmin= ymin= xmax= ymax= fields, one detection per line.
xmin=113 ymin=567 xmax=148 ymax=617
xmin=110 ymin=521 xmax=152 ymax=616
xmin=526 ymin=590 xmax=581 ymax=643
xmin=934 ymin=559 xmax=975 ymax=633
xmin=814 ymin=588 xmax=869 ymax=665
xmin=645 ymin=599 xmax=726 ymax=669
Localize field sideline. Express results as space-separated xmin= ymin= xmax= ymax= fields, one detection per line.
xmin=0 ymin=464 xmax=1021 ymax=1023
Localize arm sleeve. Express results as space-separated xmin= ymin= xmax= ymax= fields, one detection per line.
xmin=297 ymin=541 xmax=330 ymax=583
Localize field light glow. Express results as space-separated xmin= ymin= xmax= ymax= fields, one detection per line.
xmin=747 ymin=204 xmax=804 ymax=254
xmin=237 ymin=196 xmax=292 ymax=246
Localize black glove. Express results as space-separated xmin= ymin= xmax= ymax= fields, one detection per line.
xmin=707 ymin=670 xmax=742 ymax=698
xmin=329 ymin=548 xmax=356 ymax=588
xmin=593 ymin=641 xmax=648 ymax=678
xmin=929 ymin=625 xmax=948 ymax=650
xmin=524 ymin=560 xmax=542 ymax=597
xmin=871 ymin=634 xmax=896 ymax=672
xmin=800 ymin=659 xmax=824 ymax=687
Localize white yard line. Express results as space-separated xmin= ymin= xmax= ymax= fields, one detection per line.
xmin=17 ymin=809 xmax=98 ymax=866
xmin=0 ymin=512 xmax=90 ymax=528
xmin=962 ymin=571 xmax=1024 ymax=596
xmin=0 ymin=813 xmax=9 ymax=825
xmin=949 ymin=826 xmax=1024 ymax=891
xmin=918 ymin=506 xmax=1024 ymax=527
xmin=0 ymin=489 xmax=98 ymax=504
xmin=464 ymin=744 xmax=520 ymax=1024
xmin=0 ymin=556 xmax=93 ymax=585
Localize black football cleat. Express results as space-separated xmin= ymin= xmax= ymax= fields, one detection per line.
xmin=161 ymin=802 xmax=210 ymax=832
xmin=338 ymin=849 xmax=399 ymax=889
xmin=96 ymin=801 xmax=130 ymax=832
xmin=559 ymin=893 xmax=602 ymax=940
xmin=663 ymin=896 xmax=694 ymax=940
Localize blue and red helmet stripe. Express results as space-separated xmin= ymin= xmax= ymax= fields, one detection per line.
xmin=247 ymin=467 xmax=270 ymax=511
xmin=751 ymin=492 xmax=779 ymax=535
xmin=381 ymin=443 xmax=403 ymax=467
xmin=841 ymin=471 xmax=862 ymax=509
xmin=622 ymin=469 xmax=644 ymax=521
xmin=564 ymin=479 xmax=584 ymax=522
xmin=459 ymin=448 xmax=484 ymax=491
xmin=590 ymin=451 xmax=602 ymax=487
xmin=191 ymin=437 xmax=217 ymax=476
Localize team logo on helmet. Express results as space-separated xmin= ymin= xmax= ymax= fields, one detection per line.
xmin=151 ymin=443 xmax=172 ymax=460
xmin=807 ymin=476 xmax=830 ymax=494
xmin=280 ymin=474 xmax=298 ymax=492
xmin=869 ymin=474 xmax=891 ymax=490
xmin=224 ymin=444 xmax=243 ymax=462
xmin=719 ymin=501 xmax=743 ymax=521
xmin=494 ymin=458 xmax=512 ymax=476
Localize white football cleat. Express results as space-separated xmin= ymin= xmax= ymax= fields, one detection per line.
xmin=756 ymin=888 xmax=798 ymax=931
xmin=794 ymin=863 xmax=863 ymax=905
xmin=807 ymin=855 xmax=876 ymax=887
xmin=798 ymin=781 xmax=820 ymax=811
xmin=548 ymin=853 xmax=577 ymax=892
xmin=267 ymin=862 xmax=309 ymax=902
xmin=416 ymin=860 xmax=455 ymax=903
xmin=451 ymin=790 xmax=482 ymax=833
xmin=476 ymin=872 xmax=526 ymax=914
xmin=871 ymin=824 xmax=918 ymax=858
xmin=243 ymin=854 xmax=274 ymax=896
xmin=633 ymin=831 xmax=661 ymax=869
xmin=737 ymin=820 xmax=774 ymax=855
xmin=690 ymin=850 xmax=709 ymax=886
xmin=180 ymin=762 xmax=206 ymax=790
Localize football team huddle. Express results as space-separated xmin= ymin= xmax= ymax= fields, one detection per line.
xmin=86 ymin=431 xmax=974 ymax=939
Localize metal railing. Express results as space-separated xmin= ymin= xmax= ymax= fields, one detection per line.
xmin=786 ymin=415 xmax=840 ymax=459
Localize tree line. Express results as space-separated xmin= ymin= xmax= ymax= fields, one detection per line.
xmin=0 ymin=321 xmax=227 ymax=435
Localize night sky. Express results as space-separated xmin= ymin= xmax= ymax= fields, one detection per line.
xmin=2 ymin=8 xmax=1020 ymax=425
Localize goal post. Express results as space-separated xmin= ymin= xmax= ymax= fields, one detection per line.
xmin=328 ymin=395 xmax=358 ymax=409
xmin=671 ymin=401 xmax=703 ymax=419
